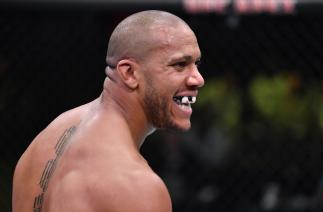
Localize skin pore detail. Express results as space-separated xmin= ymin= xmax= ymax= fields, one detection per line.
xmin=33 ymin=126 xmax=77 ymax=212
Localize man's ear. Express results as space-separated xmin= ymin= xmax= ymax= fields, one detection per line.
xmin=116 ymin=59 xmax=139 ymax=89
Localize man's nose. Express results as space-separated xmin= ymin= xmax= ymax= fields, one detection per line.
xmin=187 ymin=67 xmax=205 ymax=88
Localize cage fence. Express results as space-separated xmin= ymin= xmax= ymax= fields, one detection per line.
xmin=1 ymin=1 xmax=323 ymax=212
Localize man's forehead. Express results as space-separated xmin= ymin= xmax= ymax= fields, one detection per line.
xmin=154 ymin=28 xmax=197 ymax=48
xmin=136 ymin=22 xmax=199 ymax=61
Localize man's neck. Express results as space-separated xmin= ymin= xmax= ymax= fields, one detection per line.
xmin=98 ymin=88 xmax=155 ymax=149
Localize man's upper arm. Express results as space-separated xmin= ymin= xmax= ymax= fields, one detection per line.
xmin=94 ymin=172 xmax=172 ymax=212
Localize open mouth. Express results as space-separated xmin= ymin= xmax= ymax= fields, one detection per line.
xmin=172 ymin=96 xmax=196 ymax=107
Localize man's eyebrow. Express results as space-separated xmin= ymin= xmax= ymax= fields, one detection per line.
xmin=107 ymin=63 xmax=116 ymax=69
xmin=168 ymin=55 xmax=201 ymax=63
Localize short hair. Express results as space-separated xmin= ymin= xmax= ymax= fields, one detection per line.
xmin=106 ymin=10 xmax=190 ymax=67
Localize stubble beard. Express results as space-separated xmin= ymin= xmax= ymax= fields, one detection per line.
xmin=143 ymin=81 xmax=188 ymax=132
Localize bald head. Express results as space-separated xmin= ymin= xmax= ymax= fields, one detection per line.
xmin=106 ymin=10 xmax=193 ymax=67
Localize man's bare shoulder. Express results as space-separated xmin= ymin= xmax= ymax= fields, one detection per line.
xmin=44 ymin=102 xmax=92 ymax=131
xmin=105 ymin=167 xmax=171 ymax=212
xmin=28 ymin=101 xmax=92 ymax=146
xmin=59 ymin=167 xmax=172 ymax=212
xmin=94 ymin=168 xmax=172 ymax=212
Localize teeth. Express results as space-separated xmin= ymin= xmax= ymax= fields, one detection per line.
xmin=181 ymin=96 xmax=196 ymax=104
xmin=181 ymin=96 xmax=189 ymax=104
xmin=174 ymin=96 xmax=197 ymax=104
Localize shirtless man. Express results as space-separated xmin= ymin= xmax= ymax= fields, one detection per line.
xmin=12 ymin=10 xmax=204 ymax=212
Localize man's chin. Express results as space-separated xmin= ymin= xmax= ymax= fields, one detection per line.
xmin=153 ymin=117 xmax=191 ymax=132
xmin=164 ymin=120 xmax=191 ymax=132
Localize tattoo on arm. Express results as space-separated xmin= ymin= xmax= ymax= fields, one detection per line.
xmin=33 ymin=126 xmax=76 ymax=212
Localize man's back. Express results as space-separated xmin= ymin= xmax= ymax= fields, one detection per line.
xmin=12 ymin=99 xmax=172 ymax=212
xmin=12 ymin=101 xmax=88 ymax=212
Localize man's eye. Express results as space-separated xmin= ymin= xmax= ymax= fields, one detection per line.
xmin=195 ymin=60 xmax=201 ymax=68
xmin=174 ymin=62 xmax=187 ymax=68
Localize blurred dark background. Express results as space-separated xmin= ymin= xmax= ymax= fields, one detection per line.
xmin=1 ymin=0 xmax=323 ymax=211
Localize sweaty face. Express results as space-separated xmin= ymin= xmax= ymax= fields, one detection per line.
xmin=141 ymin=24 xmax=205 ymax=131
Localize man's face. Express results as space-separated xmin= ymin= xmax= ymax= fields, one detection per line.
xmin=140 ymin=24 xmax=205 ymax=131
